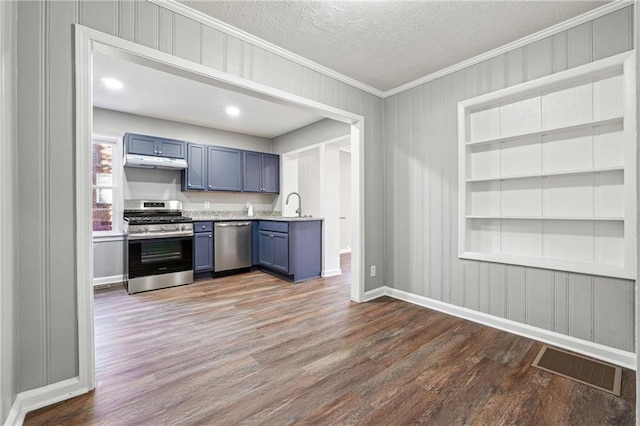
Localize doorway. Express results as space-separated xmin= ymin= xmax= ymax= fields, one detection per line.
xmin=75 ymin=25 xmax=365 ymax=393
xmin=281 ymin=136 xmax=351 ymax=277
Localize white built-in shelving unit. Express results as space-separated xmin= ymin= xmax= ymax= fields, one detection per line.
xmin=458 ymin=52 xmax=636 ymax=279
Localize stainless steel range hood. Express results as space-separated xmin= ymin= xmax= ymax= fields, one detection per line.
xmin=124 ymin=154 xmax=188 ymax=170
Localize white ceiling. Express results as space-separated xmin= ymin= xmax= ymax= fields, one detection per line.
xmin=178 ymin=0 xmax=609 ymax=92
xmin=93 ymin=52 xmax=324 ymax=138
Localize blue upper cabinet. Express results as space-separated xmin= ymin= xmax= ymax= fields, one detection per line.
xmin=243 ymin=151 xmax=262 ymax=192
xmin=125 ymin=133 xmax=185 ymax=159
xmin=243 ymin=151 xmax=280 ymax=193
xmin=125 ymin=133 xmax=156 ymax=156
xmin=262 ymin=154 xmax=280 ymax=193
xmin=182 ymin=143 xmax=206 ymax=191
xmin=207 ymin=146 xmax=243 ymax=191
xmin=157 ymin=138 xmax=185 ymax=158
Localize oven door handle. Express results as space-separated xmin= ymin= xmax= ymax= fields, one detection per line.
xmin=128 ymin=231 xmax=194 ymax=240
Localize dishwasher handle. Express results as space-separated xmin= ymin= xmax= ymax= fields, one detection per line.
xmin=215 ymin=222 xmax=251 ymax=227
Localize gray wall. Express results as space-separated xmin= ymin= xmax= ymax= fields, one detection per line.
xmin=93 ymin=239 xmax=125 ymax=283
xmin=384 ymin=6 xmax=635 ymax=352
xmin=340 ymin=150 xmax=351 ymax=252
xmin=15 ymin=0 xmax=384 ymax=395
xmin=96 ymin=108 xmax=274 ymax=152
xmin=1 ymin=0 xmax=17 ymax=421
xmin=272 ymin=118 xmax=350 ymax=154
xmin=635 ymin=1 xmax=640 ymax=412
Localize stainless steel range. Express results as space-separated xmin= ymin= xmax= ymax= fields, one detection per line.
xmin=124 ymin=200 xmax=194 ymax=294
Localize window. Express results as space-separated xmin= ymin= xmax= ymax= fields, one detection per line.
xmin=92 ymin=134 xmax=122 ymax=235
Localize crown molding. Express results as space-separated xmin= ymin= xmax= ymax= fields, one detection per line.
xmin=383 ymin=0 xmax=633 ymax=98
xmin=148 ymin=0 xmax=384 ymax=98
xmin=149 ymin=0 xmax=632 ymax=100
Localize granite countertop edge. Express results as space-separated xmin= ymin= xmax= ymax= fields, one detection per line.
xmin=185 ymin=214 xmax=323 ymax=222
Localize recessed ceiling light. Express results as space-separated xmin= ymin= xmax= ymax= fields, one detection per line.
xmin=226 ymin=106 xmax=240 ymax=117
xmin=101 ymin=77 xmax=123 ymax=91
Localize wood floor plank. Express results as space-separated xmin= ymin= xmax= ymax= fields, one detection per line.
xmin=25 ymin=254 xmax=635 ymax=425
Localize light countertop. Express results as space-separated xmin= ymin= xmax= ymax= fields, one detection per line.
xmin=185 ymin=211 xmax=322 ymax=222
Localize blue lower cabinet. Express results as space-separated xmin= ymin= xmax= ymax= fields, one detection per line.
xmin=193 ymin=221 xmax=213 ymax=273
xmin=258 ymin=220 xmax=321 ymax=282
xmin=259 ymin=231 xmax=289 ymax=273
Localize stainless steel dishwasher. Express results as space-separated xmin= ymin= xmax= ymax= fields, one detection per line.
xmin=214 ymin=221 xmax=252 ymax=272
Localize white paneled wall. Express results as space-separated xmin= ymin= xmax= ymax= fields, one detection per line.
xmin=16 ymin=0 xmax=384 ymax=394
xmin=385 ymin=7 xmax=635 ymax=352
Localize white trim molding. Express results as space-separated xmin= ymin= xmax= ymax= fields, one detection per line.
xmin=93 ymin=275 xmax=125 ymax=287
xmin=364 ymin=286 xmax=636 ymax=370
xmin=4 ymin=378 xmax=89 ymax=426
xmin=0 ymin=0 xmax=17 ymax=423
xmin=150 ymin=0 xmax=632 ymax=99
xmin=362 ymin=287 xmax=386 ymax=302
xmin=383 ymin=1 xmax=633 ymax=97
xmin=321 ymin=269 xmax=342 ymax=278
xmin=148 ymin=0 xmax=384 ymax=98
xmin=74 ymin=24 xmax=367 ymax=421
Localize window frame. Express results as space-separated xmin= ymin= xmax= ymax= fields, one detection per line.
xmin=92 ymin=133 xmax=123 ymax=237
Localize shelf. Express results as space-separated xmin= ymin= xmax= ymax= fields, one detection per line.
xmin=466 ymin=216 xmax=623 ymax=221
xmin=465 ymin=116 xmax=622 ymax=148
xmin=459 ymin=251 xmax=632 ymax=280
xmin=466 ymin=166 xmax=624 ymax=183
xmin=459 ymin=52 xmax=635 ymax=279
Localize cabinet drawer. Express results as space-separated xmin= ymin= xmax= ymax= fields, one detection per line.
xmin=259 ymin=221 xmax=289 ymax=233
xmin=194 ymin=221 xmax=213 ymax=233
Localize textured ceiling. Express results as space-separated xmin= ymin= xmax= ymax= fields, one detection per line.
xmin=178 ymin=0 xmax=609 ymax=92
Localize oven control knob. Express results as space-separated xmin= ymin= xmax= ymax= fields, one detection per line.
xmin=179 ymin=224 xmax=186 ymax=231
xmin=143 ymin=226 xmax=149 ymax=233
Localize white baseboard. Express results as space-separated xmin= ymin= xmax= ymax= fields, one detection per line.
xmin=4 ymin=377 xmax=89 ymax=426
xmin=321 ymin=269 xmax=342 ymax=278
xmin=362 ymin=286 xmax=636 ymax=370
xmin=93 ymin=274 xmax=124 ymax=287
xmin=362 ymin=287 xmax=386 ymax=302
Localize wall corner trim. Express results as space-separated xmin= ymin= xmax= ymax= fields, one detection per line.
xmin=147 ymin=0 xmax=385 ymax=98
xmin=4 ymin=378 xmax=88 ymax=426
xmin=362 ymin=286 xmax=636 ymax=370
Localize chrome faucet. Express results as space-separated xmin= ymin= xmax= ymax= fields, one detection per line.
xmin=285 ymin=192 xmax=302 ymax=217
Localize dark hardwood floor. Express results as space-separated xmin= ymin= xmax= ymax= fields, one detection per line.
xmin=26 ymin=254 xmax=635 ymax=425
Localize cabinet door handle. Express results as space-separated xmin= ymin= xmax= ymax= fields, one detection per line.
xmin=209 ymin=235 xmax=212 ymax=238
xmin=269 ymin=234 xmax=274 ymax=238
xmin=188 ymin=184 xmax=191 ymax=187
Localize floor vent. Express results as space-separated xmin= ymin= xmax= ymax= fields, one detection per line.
xmin=532 ymin=345 xmax=622 ymax=396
